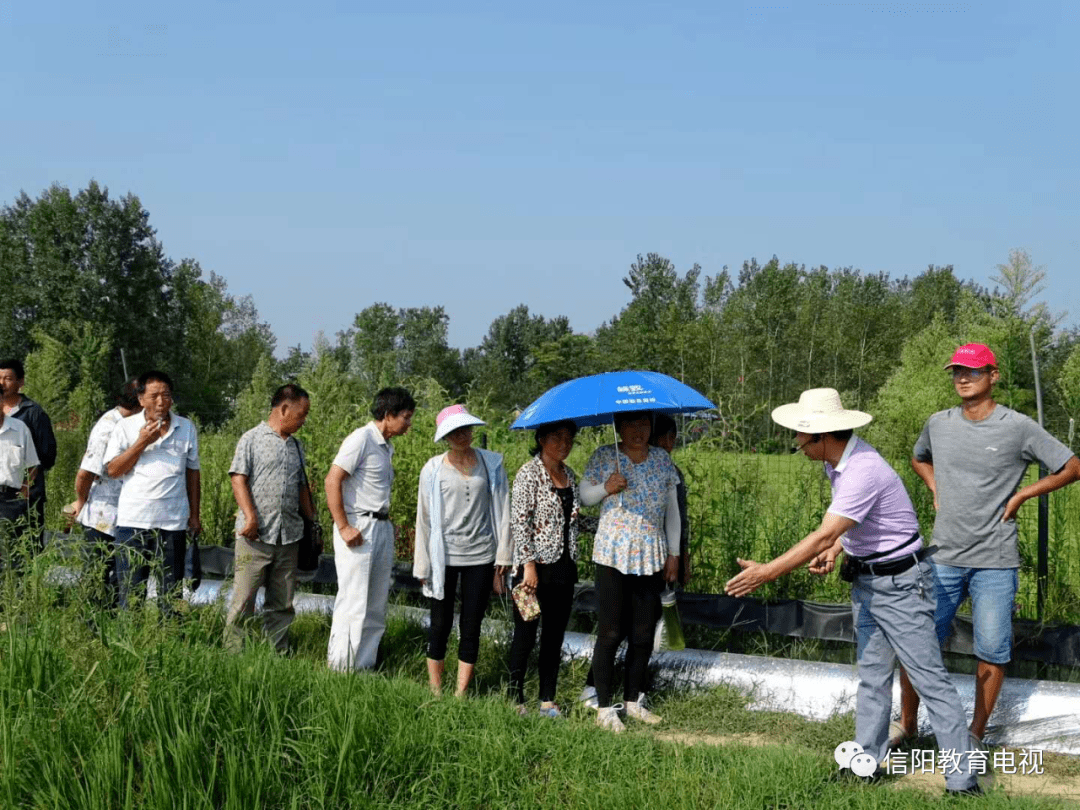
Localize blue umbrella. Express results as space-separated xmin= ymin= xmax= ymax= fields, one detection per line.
xmin=511 ymin=370 xmax=715 ymax=430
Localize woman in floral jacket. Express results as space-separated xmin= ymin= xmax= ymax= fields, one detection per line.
xmin=507 ymin=419 xmax=581 ymax=716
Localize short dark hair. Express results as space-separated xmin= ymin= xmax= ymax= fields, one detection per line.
xmin=531 ymin=420 xmax=578 ymax=456
xmin=614 ymin=410 xmax=653 ymax=432
xmin=0 ymin=359 xmax=26 ymax=380
xmin=271 ymin=383 xmax=310 ymax=409
xmin=827 ymin=429 xmax=854 ymax=442
xmin=136 ymin=370 xmax=174 ymax=396
xmin=651 ymin=414 xmax=678 ymax=444
xmin=117 ymin=379 xmax=140 ymax=410
xmin=371 ymin=387 xmax=416 ymax=420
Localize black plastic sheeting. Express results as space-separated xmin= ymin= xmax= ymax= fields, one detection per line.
xmin=192 ymin=544 xmax=1080 ymax=668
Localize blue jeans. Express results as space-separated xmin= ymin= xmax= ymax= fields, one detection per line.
xmin=114 ymin=527 xmax=188 ymax=609
xmin=931 ymin=563 xmax=1017 ymax=664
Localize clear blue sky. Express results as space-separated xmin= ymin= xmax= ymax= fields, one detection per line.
xmin=3 ymin=1 xmax=1077 ymax=354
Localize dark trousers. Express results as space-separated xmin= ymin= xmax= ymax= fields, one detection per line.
xmin=0 ymin=497 xmax=29 ymax=570
xmin=508 ymin=576 xmax=575 ymax=704
xmin=114 ymin=526 xmax=187 ymax=609
xmin=27 ymin=498 xmax=46 ymax=551
xmin=82 ymin=527 xmax=119 ymax=609
xmin=427 ymin=563 xmax=493 ymax=665
xmin=592 ymin=564 xmax=663 ymax=708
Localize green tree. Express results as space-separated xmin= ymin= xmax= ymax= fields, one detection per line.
xmin=595 ymin=253 xmax=701 ymax=376
xmin=0 ymin=182 xmax=174 ymax=385
xmin=1055 ymin=342 xmax=1080 ymax=448
xmin=22 ymin=329 xmax=74 ymax=421
xmin=166 ymin=261 xmax=276 ymax=424
xmin=466 ymin=305 xmax=572 ymax=407
xmin=397 ymin=307 xmax=464 ymax=393
xmin=526 ymin=333 xmax=600 ymax=395
xmin=21 ymin=320 xmax=113 ymax=430
xmin=351 ymin=303 xmax=399 ymax=389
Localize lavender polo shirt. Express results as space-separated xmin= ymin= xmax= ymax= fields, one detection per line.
xmin=824 ymin=436 xmax=922 ymax=562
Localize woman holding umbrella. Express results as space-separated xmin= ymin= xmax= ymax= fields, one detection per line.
xmin=581 ymin=410 xmax=680 ymax=732
xmin=414 ymin=405 xmax=511 ymax=696
xmin=506 ymin=420 xmax=582 ymax=716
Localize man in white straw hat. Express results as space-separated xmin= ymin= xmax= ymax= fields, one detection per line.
xmin=725 ymin=388 xmax=979 ymax=795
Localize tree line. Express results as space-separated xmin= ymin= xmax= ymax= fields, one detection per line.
xmin=3 ymin=182 xmax=1078 ymax=451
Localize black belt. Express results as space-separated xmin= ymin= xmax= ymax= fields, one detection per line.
xmin=852 ymin=547 xmax=927 ymax=577
xmin=357 ymin=510 xmax=390 ymax=521
xmin=0 ymin=485 xmax=22 ymax=500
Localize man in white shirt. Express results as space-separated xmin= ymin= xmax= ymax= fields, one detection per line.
xmin=326 ymin=386 xmax=415 ymax=671
xmin=104 ymin=370 xmax=201 ymax=608
xmin=0 ymin=408 xmax=40 ymax=561
xmin=1 ymin=358 xmax=56 ymax=547
xmin=67 ymin=379 xmax=142 ymax=606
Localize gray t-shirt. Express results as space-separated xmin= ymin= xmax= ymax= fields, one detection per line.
xmin=913 ymin=405 xmax=1075 ymax=568
xmin=439 ymin=464 xmax=495 ymax=567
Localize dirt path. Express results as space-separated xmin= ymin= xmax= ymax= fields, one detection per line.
xmin=657 ymin=731 xmax=1080 ymax=804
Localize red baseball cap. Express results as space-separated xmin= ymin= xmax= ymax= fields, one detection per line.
xmin=944 ymin=343 xmax=997 ymax=370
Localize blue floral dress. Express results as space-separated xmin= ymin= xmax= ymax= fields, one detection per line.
xmin=583 ymin=444 xmax=678 ymax=576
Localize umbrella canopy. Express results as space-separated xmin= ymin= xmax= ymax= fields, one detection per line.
xmin=511 ymin=370 xmax=715 ymax=430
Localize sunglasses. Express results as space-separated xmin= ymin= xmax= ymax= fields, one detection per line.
xmin=950 ymin=367 xmax=991 ymax=380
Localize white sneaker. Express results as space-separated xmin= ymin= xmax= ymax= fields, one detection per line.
xmin=625 ymin=699 xmax=662 ymax=725
xmin=578 ymin=685 xmax=599 ymax=710
xmin=596 ymin=705 xmax=625 ymax=733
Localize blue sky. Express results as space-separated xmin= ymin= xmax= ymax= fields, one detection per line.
xmin=3 ymin=1 xmax=1077 ymax=353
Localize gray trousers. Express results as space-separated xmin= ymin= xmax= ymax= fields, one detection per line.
xmin=852 ymin=559 xmax=977 ymax=791
xmin=224 ymin=535 xmax=299 ymax=653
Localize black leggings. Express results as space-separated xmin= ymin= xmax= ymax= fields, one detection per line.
xmin=507 ymin=575 xmax=575 ymax=704
xmin=427 ymin=563 xmax=494 ymax=665
xmin=591 ymin=564 xmax=663 ymax=708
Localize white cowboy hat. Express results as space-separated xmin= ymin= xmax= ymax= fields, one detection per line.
xmin=771 ymin=388 xmax=872 ymax=433
xmin=433 ymin=403 xmax=486 ymax=442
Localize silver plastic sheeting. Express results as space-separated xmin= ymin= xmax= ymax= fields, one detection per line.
xmin=188 ymin=580 xmax=1080 ymax=755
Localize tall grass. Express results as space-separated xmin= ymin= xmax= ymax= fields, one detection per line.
xmin=42 ymin=396 xmax=1080 ymax=624
xmin=0 ymin=561 xmax=1055 ymax=810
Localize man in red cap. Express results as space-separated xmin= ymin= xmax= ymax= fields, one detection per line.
xmin=896 ymin=343 xmax=1080 ymax=745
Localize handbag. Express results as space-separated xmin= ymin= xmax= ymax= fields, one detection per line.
xmin=292 ymin=440 xmax=323 ymax=573
xmin=512 ymin=582 xmax=541 ymax=621
xmin=298 ymin=515 xmax=323 ymax=573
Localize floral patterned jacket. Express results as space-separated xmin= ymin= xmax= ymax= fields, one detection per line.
xmin=510 ymin=455 xmax=581 ymax=569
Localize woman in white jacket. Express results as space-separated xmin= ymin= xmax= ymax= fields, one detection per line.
xmin=414 ymin=405 xmax=511 ymax=696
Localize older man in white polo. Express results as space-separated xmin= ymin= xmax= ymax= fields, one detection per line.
xmin=325 ymin=386 xmax=416 ymax=672
xmin=0 ymin=408 xmax=39 ymax=558
xmin=725 ymin=388 xmax=979 ymax=796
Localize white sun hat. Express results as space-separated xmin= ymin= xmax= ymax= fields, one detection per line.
xmin=771 ymin=388 xmax=873 ymax=433
xmin=433 ymin=403 xmax=486 ymax=443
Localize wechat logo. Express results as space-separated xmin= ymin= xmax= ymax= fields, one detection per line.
xmin=834 ymin=741 xmax=878 ymax=777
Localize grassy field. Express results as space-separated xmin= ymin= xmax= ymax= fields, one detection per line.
xmin=42 ymin=406 xmax=1080 ymax=623
xmin=1 ymin=557 xmax=1076 ymax=810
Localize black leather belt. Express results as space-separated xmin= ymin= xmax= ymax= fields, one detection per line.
xmin=357 ymin=510 xmax=390 ymax=521
xmin=0 ymin=485 xmax=22 ymax=500
xmin=852 ymin=547 xmax=927 ymax=577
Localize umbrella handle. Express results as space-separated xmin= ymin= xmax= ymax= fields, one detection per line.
xmin=611 ymin=419 xmax=620 ymax=475
xmin=611 ymin=418 xmax=623 ymax=507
